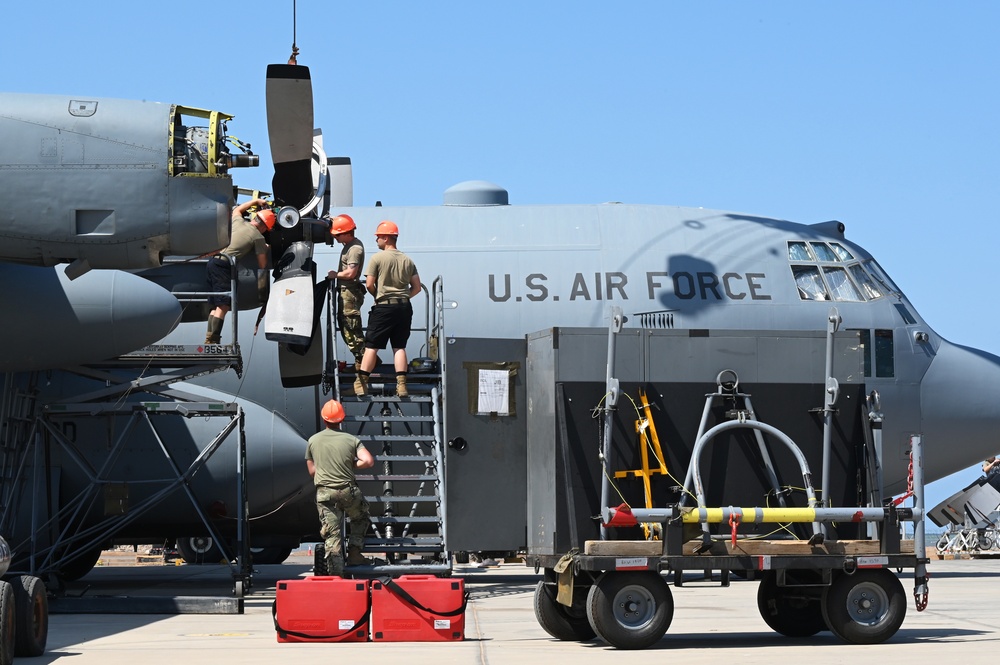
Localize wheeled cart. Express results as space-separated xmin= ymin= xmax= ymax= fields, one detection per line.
xmin=531 ymin=530 xmax=924 ymax=649
xmin=525 ymin=308 xmax=931 ymax=649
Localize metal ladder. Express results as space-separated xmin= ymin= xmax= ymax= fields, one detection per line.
xmin=326 ymin=277 xmax=450 ymax=575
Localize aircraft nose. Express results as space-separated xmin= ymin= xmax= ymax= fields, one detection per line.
xmin=920 ymin=340 xmax=1000 ymax=481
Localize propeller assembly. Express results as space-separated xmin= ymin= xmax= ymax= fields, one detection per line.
xmin=263 ymin=61 xmax=334 ymax=387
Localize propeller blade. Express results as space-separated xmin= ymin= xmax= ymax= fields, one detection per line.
xmin=264 ymin=241 xmax=327 ymax=387
xmin=277 ymin=315 xmax=325 ymax=388
xmin=264 ymin=241 xmax=316 ymax=346
xmin=266 ymin=64 xmax=314 ymax=209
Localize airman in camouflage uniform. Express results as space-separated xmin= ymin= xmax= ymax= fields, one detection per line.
xmin=328 ymin=214 xmax=366 ymax=368
xmin=305 ymin=400 xmax=375 ymax=574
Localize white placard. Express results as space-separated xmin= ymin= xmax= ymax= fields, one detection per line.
xmin=477 ymin=369 xmax=509 ymax=415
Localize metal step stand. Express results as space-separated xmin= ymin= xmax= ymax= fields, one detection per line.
xmin=329 ymin=277 xmax=451 ymax=577
xmin=0 ymin=261 xmax=252 ymax=609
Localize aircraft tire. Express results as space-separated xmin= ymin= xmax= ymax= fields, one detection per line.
xmin=11 ymin=575 xmax=47 ymax=657
xmin=585 ymin=571 xmax=672 ymax=650
xmin=57 ymin=547 xmax=103 ymax=582
xmin=0 ymin=580 xmax=14 ymax=665
xmin=177 ymin=537 xmax=224 ymax=565
xmin=533 ymin=580 xmax=596 ymax=641
xmin=756 ymin=570 xmax=826 ymax=637
xmin=821 ymin=569 xmax=905 ymax=644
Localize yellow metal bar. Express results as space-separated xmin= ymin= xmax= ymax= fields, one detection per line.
xmin=170 ymin=105 xmax=235 ymax=179
xmin=680 ymin=506 xmax=818 ymax=524
xmin=612 ymin=389 xmax=671 ymax=539
xmin=207 ymin=110 xmax=221 ymax=177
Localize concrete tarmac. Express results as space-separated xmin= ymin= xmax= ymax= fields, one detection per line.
xmin=38 ymin=553 xmax=1000 ymax=664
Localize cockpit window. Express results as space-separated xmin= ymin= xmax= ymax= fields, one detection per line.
xmin=830 ymin=243 xmax=855 ymax=261
xmin=787 ymin=241 xmax=885 ymax=302
xmin=793 ymin=266 xmax=830 ymax=300
xmin=810 ymin=242 xmax=838 ymax=262
xmin=864 ymin=259 xmax=901 ymax=297
xmin=850 ymin=264 xmax=883 ymax=299
xmin=823 ymin=267 xmax=863 ymax=301
xmin=788 ymin=242 xmax=813 ymax=261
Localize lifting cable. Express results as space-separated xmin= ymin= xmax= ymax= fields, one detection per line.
xmin=288 ymin=0 xmax=301 ymax=63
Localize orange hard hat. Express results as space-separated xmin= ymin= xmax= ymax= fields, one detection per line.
xmin=321 ymin=399 xmax=345 ymax=423
xmin=256 ymin=209 xmax=277 ymax=231
xmin=375 ymin=220 xmax=399 ymax=236
xmin=330 ymin=214 xmax=356 ymax=235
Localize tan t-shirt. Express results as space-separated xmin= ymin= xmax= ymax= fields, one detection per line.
xmin=305 ymin=428 xmax=368 ymax=490
xmin=220 ymin=208 xmax=267 ymax=260
xmin=338 ymin=238 xmax=366 ymax=293
xmin=366 ymin=248 xmax=418 ymax=302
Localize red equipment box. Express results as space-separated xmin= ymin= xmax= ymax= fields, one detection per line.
xmin=274 ymin=576 xmax=370 ymax=643
xmin=371 ymin=575 xmax=467 ymax=642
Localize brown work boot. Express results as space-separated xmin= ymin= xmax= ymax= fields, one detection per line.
xmin=346 ymin=545 xmax=369 ymax=566
xmin=353 ymin=373 xmax=369 ymax=396
xmin=325 ymin=554 xmax=345 ymax=577
xmin=204 ymin=315 xmax=224 ymax=345
xmin=396 ymin=374 xmax=408 ymax=398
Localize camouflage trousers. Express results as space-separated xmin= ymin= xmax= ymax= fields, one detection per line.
xmin=316 ymin=484 xmax=371 ymax=574
xmin=338 ymin=287 xmax=365 ymax=365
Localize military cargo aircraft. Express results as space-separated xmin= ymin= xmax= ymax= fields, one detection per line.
xmin=2 ymin=61 xmax=1000 ymax=584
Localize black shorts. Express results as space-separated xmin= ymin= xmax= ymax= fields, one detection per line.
xmin=364 ymin=302 xmax=413 ymax=350
xmin=206 ymin=256 xmax=234 ymax=307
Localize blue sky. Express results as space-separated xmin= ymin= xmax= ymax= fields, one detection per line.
xmin=7 ymin=1 xmax=999 ymax=516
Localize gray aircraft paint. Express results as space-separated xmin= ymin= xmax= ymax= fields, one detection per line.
xmin=166 ymin=196 xmax=1000 ymax=501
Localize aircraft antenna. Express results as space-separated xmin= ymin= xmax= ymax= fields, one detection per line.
xmin=288 ymin=0 xmax=300 ymax=64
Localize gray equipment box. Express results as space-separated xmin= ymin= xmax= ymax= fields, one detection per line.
xmin=524 ymin=327 xmax=866 ymax=556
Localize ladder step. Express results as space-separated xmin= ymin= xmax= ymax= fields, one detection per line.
xmin=346 ymin=415 xmax=435 ymax=422
xmin=370 ymin=454 xmax=437 ymax=462
xmin=343 ymin=396 xmax=433 ymax=403
xmin=365 ymin=495 xmax=440 ymax=503
xmin=370 ymin=516 xmax=442 ymax=524
xmin=344 ymin=563 xmax=451 ymax=574
xmin=356 ymin=474 xmax=439 ymax=482
xmin=365 ymin=537 xmax=444 ymax=547
xmin=356 ymin=435 xmax=436 ymax=443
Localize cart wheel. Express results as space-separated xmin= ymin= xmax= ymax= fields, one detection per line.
xmin=821 ymin=569 xmax=905 ymax=644
xmin=586 ymin=571 xmax=673 ymax=649
xmin=12 ymin=575 xmax=47 ymax=657
xmin=756 ymin=570 xmax=826 ymax=637
xmin=0 ymin=581 xmax=14 ymax=665
xmin=533 ymin=580 xmax=596 ymax=641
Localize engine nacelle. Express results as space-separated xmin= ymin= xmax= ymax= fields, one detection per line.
xmin=0 ymin=93 xmax=258 ymax=270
